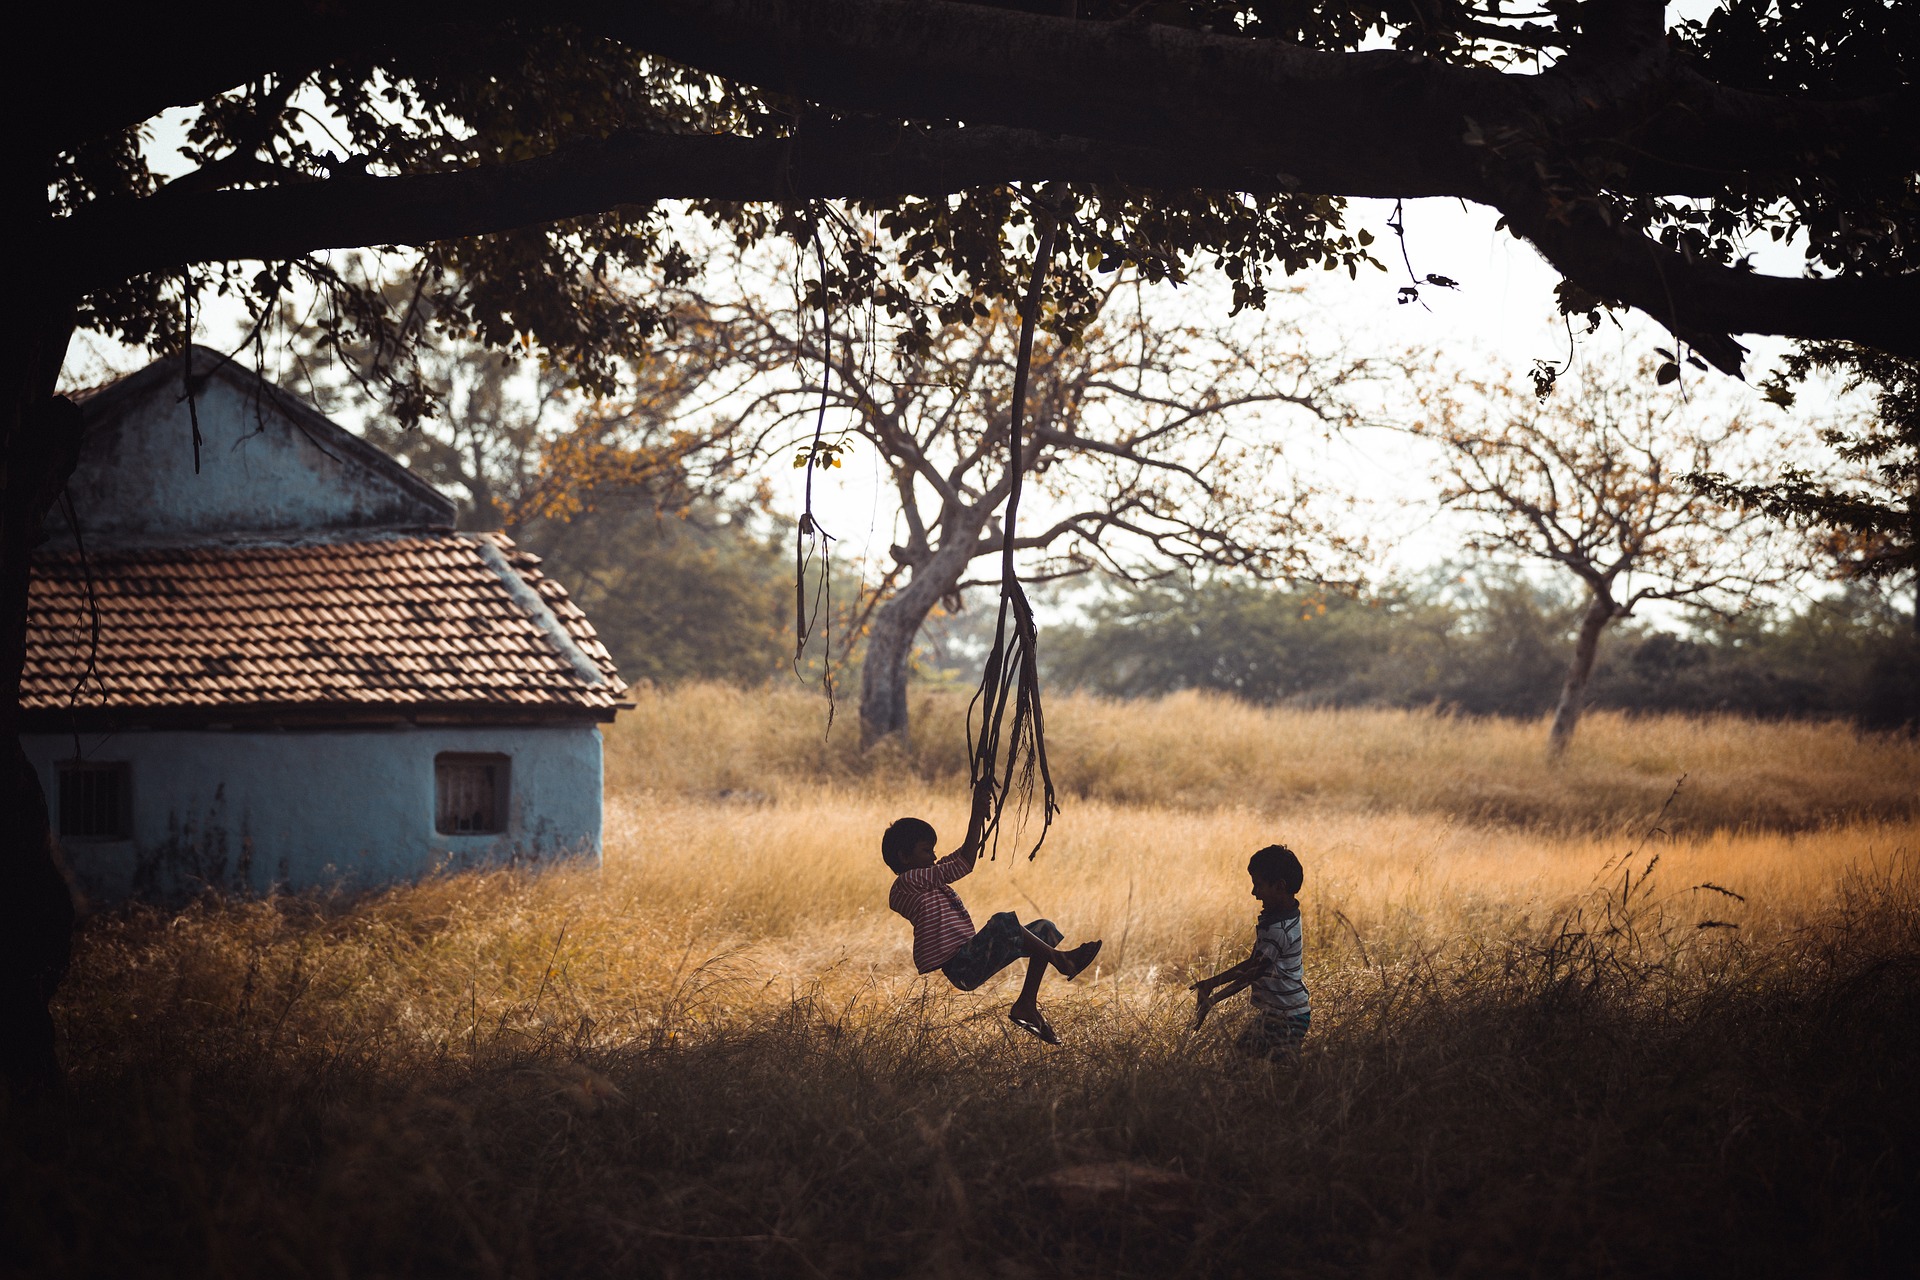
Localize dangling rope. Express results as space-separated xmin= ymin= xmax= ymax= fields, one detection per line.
xmin=182 ymin=270 xmax=204 ymax=474
xmin=967 ymin=213 xmax=1062 ymax=860
xmin=794 ymin=230 xmax=837 ymax=727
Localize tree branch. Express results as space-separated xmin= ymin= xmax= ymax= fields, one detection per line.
xmin=1498 ymin=186 xmax=1920 ymax=373
xmin=57 ymin=119 xmax=1273 ymax=292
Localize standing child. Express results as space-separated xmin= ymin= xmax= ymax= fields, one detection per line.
xmin=1191 ymin=844 xmax=1311 ymax=1057
xmin=884 ymin=781 xmax=1102 ymax=1045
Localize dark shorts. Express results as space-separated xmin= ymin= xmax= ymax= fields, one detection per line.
xmin=940 ymin=912 xmax=1062 ymax=992
xmin=1236 ymin=1011 xmax=1311 ymax=1059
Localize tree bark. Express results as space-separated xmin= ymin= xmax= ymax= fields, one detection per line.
xmin=1547 ymin=589 xmax=1618 ymax=759
xmin=858 ymin=505 xmax=993 ymax=747
xmin=0 ymin=280 xmax=82 ymax=1095
xmin=1909 ymin=491 xmax=1918 ymax=636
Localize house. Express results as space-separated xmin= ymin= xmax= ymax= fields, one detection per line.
xmin=21 ymin=347 xmax=627 ymax=903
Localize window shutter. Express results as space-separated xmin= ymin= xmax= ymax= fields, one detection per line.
xmin=435 ymin=754 xmax=510 ymax=835
xmin=58 ymin=762 xmax=132 ymax=840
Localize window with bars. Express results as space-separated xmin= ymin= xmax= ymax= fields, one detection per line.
xmin=58 ymin=762 xmax=132 ymax=840
xmin=435 ymin=754 xmax=509 ymax=835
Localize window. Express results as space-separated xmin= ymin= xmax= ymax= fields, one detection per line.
xmin=58 ymin=762 xmax=131 ymax=840
xmin=436 ymin=753 xmax=509 ymax=835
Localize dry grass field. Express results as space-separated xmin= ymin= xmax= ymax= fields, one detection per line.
xmin=8 ymin=686 xmax=1920 ymax=1278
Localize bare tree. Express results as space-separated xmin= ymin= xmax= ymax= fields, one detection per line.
xmin=623 ymin=257 xmax=1373 ymax=744
xmin=1419 ymin=361 xmax=1791 ymax=756
xmin=274 ymin=270 xmax=745 ymax=532
xmin=291 ymin=341 xmax=570 ymax=529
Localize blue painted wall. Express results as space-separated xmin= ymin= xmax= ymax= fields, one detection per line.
xmin=24 ymin=724 xmax=604 ymax=904
xmin=58 ymin=352 xmax=454 ymax=547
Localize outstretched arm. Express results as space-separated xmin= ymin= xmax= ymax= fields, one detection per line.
xmin=900 ymin=782 xmax=1000 ymax=888
xmin=949 ymin=778 xmax=997 ymax=867
xmin=1191 ymin=953 xmax=1271 ymax=1028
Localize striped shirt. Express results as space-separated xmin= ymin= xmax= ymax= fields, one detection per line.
xmin=1250 ymin=910 xmax=1310 ymax=1019
xmin=889 ymin=852 xmax=977 ymax=972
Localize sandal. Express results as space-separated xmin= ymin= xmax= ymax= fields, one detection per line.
xmin=1009 ymin=1006 xmax=1061 ymax=1045
xmin=1060 ymin=940 xmax=1103 ymax=981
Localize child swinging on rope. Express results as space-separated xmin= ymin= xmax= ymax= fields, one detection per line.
xmin=883 ymin=781 xmax=1101 ymax=1044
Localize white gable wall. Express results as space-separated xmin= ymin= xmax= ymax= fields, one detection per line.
xmin=59 ymin=359 xmax=453 ymax=545
xmin=25 ymin=724 xmax=603 ymax=903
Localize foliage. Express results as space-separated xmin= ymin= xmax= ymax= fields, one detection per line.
xmin=1696 ymin=344 xmax=1920 ymax=603
xmin=653 ymin=257 xmax=1370 ymax=589
xmin=274 ymin=264 xmax=742 ymax=524
xmin=1048 ymin=578 xmax=1426 ymax=706
xmin=1412 ymin=357 xmax=1792 ymax=750
xmin=574 ymin=246 xmax=1378 ymax=741
xmin=1418 ymin=360 xmax=1785 ymax=620
xmin=1047 ymin=573 xmax=1920 ymax=730
xmin=41 ymin=0 xmax=1920 ymax=416
xmin=516 ymin=498 xmax=795 ymax=688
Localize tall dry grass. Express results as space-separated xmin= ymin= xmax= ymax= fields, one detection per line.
xmin=609 ymin=683 xmax=1920 ymax=832
xmin=10 ymin=687 xmax=1920 ymax=1278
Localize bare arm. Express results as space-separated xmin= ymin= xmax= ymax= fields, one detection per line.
xmin=1193 ymin=953 xmax=1267 ymax=991
xmin=947 ymin=778 xmax=997 ymax=870
xmin=1191 ymin=952 xmax=1271 ymax=1028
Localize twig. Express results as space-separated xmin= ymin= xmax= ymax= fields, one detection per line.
xmin=1331 ymin=908 xmax=1373 ymax=970
xmin=1601 ymin=773 xmax=1687 ymax=876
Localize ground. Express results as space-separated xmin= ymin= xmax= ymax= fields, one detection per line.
xmin=6 ymin=687 xmax=1919 ymax=1278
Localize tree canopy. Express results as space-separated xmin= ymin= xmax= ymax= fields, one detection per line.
xmin=39 ymin=0 xmax=1920 ymax=398
xmin=1047 ymin=572 xmax=1920 ymax=729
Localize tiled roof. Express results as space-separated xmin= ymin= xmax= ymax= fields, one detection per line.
xmin=22 ymin=533 xmax=624 ymax=720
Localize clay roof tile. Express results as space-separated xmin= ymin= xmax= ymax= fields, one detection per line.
xmin=23 ymin=534 xmax=623 ymax=715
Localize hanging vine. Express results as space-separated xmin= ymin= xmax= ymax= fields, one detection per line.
xmin=793 ymin=230 xmax=838 ymax=726
xmin=967 ymin=206 xmax=1062 ymax=859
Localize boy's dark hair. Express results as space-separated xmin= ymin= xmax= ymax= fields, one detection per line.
xmin=1248 ymin=844 xmax=1304 ymax=894
xmin=881 ymin=817 xmax=938 ymax=872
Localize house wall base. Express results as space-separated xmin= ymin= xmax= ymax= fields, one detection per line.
xmin=24 ymin=723 xmax=604 ymax=905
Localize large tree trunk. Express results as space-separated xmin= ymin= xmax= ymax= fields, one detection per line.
xmin=1 ymin=281 xmax=81 ymax=1097
xmin=858 ymin=508 xmax=993 ymax=747
xmin=1547 ymin=590 xmax=1618 ymax=759
xmin=1909 ymin=490 xmax=1918 ymax=635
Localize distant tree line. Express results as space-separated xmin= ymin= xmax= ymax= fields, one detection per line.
xmin=516 ymin=492 xmax=1919 ymax=731
xmin=514 ymin=494 xmax=796 ymax=690
xmin=1045 ymin=575 xmax=1920 ymax=731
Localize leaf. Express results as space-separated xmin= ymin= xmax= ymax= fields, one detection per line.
xmin=1655 ymin=362 xmax=1680 ymax=385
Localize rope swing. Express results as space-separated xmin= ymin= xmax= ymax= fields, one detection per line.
xmin=968 ymin=212 xmax=1062 ymax=859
